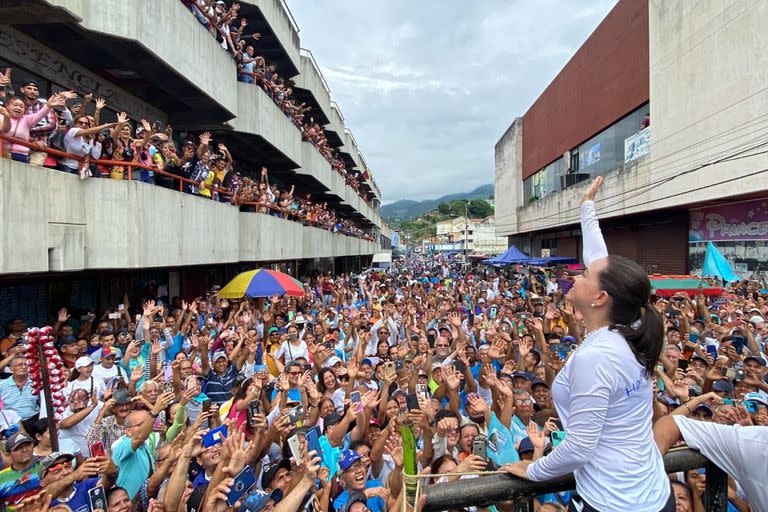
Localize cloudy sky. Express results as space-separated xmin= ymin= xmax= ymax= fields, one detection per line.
xmin=289 ymin=0 xmax=618 ymax=202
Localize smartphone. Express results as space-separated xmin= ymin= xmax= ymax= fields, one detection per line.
xmin=427 ymin=333 xmax=435 ymax=347
xmin=286 ymin=405 xmax=305 ymax=425
xmin=135 ymin=314 xmax=142 ymax=322
xmin=108 ymin=312 xmax=120 ymax=320
xmin=416 ymin=384 xmax=428 ymax=400
xmin=202 ymin=399 xmax=212 ymax=414
xmin=656 ymin=365 xmax=665 ymax=392
xmin=549 ymin=343 xmax=571 ymax=354
xmin=157 ymin=300 xmax=164 ymax=307
xmin=395 ymin=359 xmax=404 ymax=372
xmin=89 ymin=441 xmax=106 ymax=458
xmin=405 ymin=393 xmax=420 ymax=412
xmin=731 ymin=336 xmax=746 ymax=354
xmin=468 ymin=312 xmax=475 ymax=326
xmin=725 ymin=369 xmax=746 ymax=381
xmin=287 ymin=434 xmax=302 ymax=461
xmin=471 ymin=434 xmax=488 ymax=461
xmin=229 ymin=326 xmax=236 ymax=334
xmin=678 ymin=359 xmax=689 ymax=371
xmin=744 ymin=401 xmax=758 ymax=413
xmin=350 ymin=391 xmax=361 ymax=404
xmin=184 ymin=376 xmax=197 ymax=393
xmin=202 ymin=425 xmax=227 ymax=447
xmin=550 ymin=431 xmax=567 ymax=447
xmin=706 ymin=345 xmax=718 ymax=359
xmin=247 ymin=399 xmax=261 ymax=427
xmin=305 ymin=426 xmax=322 ymax=461
xmin=226 ymin=465 xmax=256 ymax=507
xmin=88 ymin=486 xmax=107 ymax=512
xmin=118 ymin=304 xmax=125 ymax=311
xmin=383 ymin=361 xmax=396 ymax=380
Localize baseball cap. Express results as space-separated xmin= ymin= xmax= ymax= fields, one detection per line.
xmin=261 ymin=459 xmax=291 ymax=489
xmin=20 ymin=80 xmax=38 ymax=88
xmin=324 ymin=356 xmax=342 ymax=368
xmin=40 ymin=452 xmax=75 ymax=474
xmin=530 ymin=378 xmax=549 ymax=389
xmin=59 ymin=335 xmax=77 ymax=346
xmin=5 ymin=431 xmax=34 ymax=451
xmin=239 ymin=489 xmax=283 ymax=512
xmin=512 ymin=371 xmax=534 ymax=381
xmin=693 ymin=404 xmax=713 ymax=417
xmin=213 ymin=350 xmax=228 ymax=362
xmin=744 ymin=391 xmax=768 ymax=406
xmin=749 ymin=315 xmax=764 ymax=325
xmin=360 ymin=358 xmax=373 ymax=367
xmin=712 ymin=380 xmax=733 ymax=393
xmin=744 ymin=355 xmax=767 ymax=367
xmin=113 ymin=388 xmax=133 ymax=405
xmin=75 ymin=356 xmax=95 ymax=369
xmin=517 ymin=437 xmax=535 ymax=455
xmin=339 ymin=491 xmax=367 ymax=512
xmin=324 ymin=412 xmax=343 ymax=429
xmin=690 ymin=354 xmax=709 ymax=367
xmin=339 ymin=449 xmax=362 ymax=471
xmin=268 ymin=327 xmax=279 ymax=335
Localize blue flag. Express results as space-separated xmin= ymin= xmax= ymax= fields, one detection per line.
xmin=487 ymin=413 xmax=520 ymax=466
xmin=702 ymin=242 xmax=740 ymax=283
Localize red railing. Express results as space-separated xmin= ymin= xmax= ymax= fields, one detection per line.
xmin=0 ymin=133 xmax=374 ymax=241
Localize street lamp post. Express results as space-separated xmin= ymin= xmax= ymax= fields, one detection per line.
xmin=464 ymin=202 xmax=468 ymax=265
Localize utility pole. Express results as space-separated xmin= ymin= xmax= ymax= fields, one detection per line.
xmin=464 ymin=201 xmax=468 ymax=266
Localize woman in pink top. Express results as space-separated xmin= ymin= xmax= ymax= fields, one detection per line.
xmin=0 ymin=93 xmax=67 ymax=163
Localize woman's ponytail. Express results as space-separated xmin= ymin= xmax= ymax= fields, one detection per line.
xmin=599 ymin=255 xmax=665 ymax=378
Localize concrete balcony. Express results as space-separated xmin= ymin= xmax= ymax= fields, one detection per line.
xmin=35 ymin=0 xmax=238 ymax=122
xmin=295 ymin=51 xmax=334 ymax=124
xmin=239 ymin=0 xmax=301 ymax=76
xmin=231 ymin=83 xmax=303 ymax=167
xmin=0 ymin=160 xmax=377 ymax=275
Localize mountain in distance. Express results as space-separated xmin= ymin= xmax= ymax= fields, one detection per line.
xmin=382 ymin=184 xmax=493 ymax=220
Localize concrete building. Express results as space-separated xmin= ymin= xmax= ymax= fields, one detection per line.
xmin=0 ymin=0 xmax=387 ymax=325
xmin=433 ymin=217 xmax=507 ymax=254
xmin=495 ymin=0 xmax=768 ymax=275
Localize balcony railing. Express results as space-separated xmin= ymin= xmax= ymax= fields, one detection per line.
xmin=421 ymin=448 xmax=728 ymax=512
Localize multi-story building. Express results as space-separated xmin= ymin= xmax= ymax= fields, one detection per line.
xmin=495 ymin=0 xmax=768 ymax=276
xmin=433 ymin=217 xmax=507 ymax=254
xmin=0 ymin=0 xmax=386 ymax=325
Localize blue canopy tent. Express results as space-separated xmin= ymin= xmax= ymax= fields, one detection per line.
xmin=526 ymin=256 xmax=578 ymax=266
xmin=482 ymin=246 xmax=531 ymax=266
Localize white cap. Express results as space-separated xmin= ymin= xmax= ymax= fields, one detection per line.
xmin=749 ymin=315 xmax=764 ymax=325
xmin=324 ymin=356 xmax=342 ymax=367
xmin=75 ymin=356 xmax=95 ymax=369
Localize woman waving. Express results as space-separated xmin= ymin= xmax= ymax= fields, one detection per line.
xmin=503 ymin=176 xmax=673 ymax=512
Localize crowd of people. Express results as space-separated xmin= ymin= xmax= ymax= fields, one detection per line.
xmin=181 ymin=0 xmax=372 ymax=201
xmin=0 ymin=196 xmax=766 ymax=512
xmin=0 ymin=69 xmax=373 ymax=241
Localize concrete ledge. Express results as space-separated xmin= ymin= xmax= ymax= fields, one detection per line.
xmin=45 ymin=0 xmax=238 ymax=116
xmin=239 ymin=0 xmax=301 ymax=73
xmin=0 ymin=159 xmax=377 ymax=274
xmin=232 ymin=83 xmax=303 ymax=166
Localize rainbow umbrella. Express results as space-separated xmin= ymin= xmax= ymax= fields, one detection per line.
xmin=218 ymin=269 xmax=304 ymax=298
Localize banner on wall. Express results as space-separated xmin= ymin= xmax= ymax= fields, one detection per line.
xmin=624 ymin=127 xmax=651 ymax=163
xmin=582 ymin=143 xmax=601 ymax=167
xmin=689 ymin=198 xmax=768 ymax=242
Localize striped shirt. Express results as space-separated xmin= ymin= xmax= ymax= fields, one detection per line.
xmin=0 ymin=377 xmax=38 ymax=420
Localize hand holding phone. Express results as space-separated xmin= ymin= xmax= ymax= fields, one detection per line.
xmin=226 ymin=466 xmax=256 ymax=507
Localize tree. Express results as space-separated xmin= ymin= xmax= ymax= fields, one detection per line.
xmin=467 ymin=199 xmax=494 ymax=218
xmin=448 ymin=200 xmax=467 ymax=217
xmin=437 ymin=202 xmax=451 ymax=215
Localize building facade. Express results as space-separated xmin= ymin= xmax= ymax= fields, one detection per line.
xmin=495 ymin=0 xmax=768 ymax=275
xmin=432 ymin=217 xmax=507 ymax=254
xmin=0 ymin=0 xmax=388 ymax=326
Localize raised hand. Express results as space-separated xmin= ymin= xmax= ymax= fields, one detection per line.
xmin=581 ymin=175 xmax=603 ymax=204
xmin=94 ymin=98 xmax=106 ymax=110
xmin=527 ymin=421 xmax=547 ymax=452
xmin=57 ymin=308 xmax=70 ymax=323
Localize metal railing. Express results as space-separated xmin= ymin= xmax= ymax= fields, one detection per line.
xmin=0 ymin=134 xmax=375 ymax=241
xmin=421 ymin=448 xmax=728 ymax=512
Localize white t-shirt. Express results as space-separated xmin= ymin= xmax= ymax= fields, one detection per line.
xmin=59 ymin=402 xmax=103 ymax=457
xmin=673 ymin=416 xmax=768 ymax=511
xmin=63 ymin=377 xmax=105 ymax=402
xmin=92 ymin=363 xmax=127 ymax=388
xmin=275 ymin=340 xmax=308 ymax=362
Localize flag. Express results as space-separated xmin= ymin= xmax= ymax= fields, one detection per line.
xmin=702 ymin=242 xmax=740 ymax=283
xmin=487 ymin=413 xmax=520 ymax=466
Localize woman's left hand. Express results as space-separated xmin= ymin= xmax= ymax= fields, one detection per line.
xmin=501 ymin=461 xmax=532 ymax=479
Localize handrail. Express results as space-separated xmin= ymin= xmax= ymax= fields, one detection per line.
xmin=299 ymin=48 xmax=331 ymax=95
xmin=0 ymin=133 xmax=375 ymax=241
xmin=236 ymin=201 xmax=375 ymax=240
xmin=330 ymin=101 xmax=345 ymax=123
xmin=0 ymin=133 xmax=234 ymax=197
xmin=421 ymin=448 xmax=728 ymax=512
xmin=189 ymin=1 xmax=240 ymax=58
xmin=278 ymin=0 xmax=301 ymax=35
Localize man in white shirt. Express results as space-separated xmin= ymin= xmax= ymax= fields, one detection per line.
xmin=91 ymin=346 xmax=127 ymax=388
xmin=654 ymin=415 xmax=767 ymax=511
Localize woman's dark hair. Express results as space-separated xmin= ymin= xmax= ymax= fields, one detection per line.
xmin=316 ymin=368 xmax=336 ymax=394
xmin=429 ymin=454 xmax=457 ymax=482
xmin=23 ymin=418 xmax=49 ymax=442
xmin=598 ymin=255 xmax=664 ymax=378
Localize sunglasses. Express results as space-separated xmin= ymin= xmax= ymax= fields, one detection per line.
xmin=46 ymin=461 xmax=71 ymax=473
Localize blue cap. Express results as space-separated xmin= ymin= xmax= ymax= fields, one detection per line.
xmin=360 ymin=358 xmax=373 ymax=367
xmin=254 ymin=364 xmax=269 ymax=373
xmin=562 ymin=336 xmax=576 ymax=344
xmin=517 ymin=437 xmax=535 ymax=455
xmin=339 ymin=449 xmax=362 ymax=471
xmin=512 ymin=371 xmax=534 ymax=381
xmin=712 ymin=380 xmax=733 ymax=393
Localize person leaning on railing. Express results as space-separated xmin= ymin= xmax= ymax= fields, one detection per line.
xmin=0 ymin=92 xmax=68 ymax=163
xmin=56 ymin=112 xmax=126 ymax=175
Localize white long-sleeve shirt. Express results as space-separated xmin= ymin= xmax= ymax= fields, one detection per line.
xmin=526 ymin=201 xmax=669 ymax=512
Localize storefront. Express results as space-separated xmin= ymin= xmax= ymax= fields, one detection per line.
xmin=689 ymin=197 xmax=768 ymax=275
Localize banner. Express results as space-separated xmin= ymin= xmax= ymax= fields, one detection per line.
xmin=624 ymin=127 xmax=650 ymax=163
xmin=581 ymin=143 xmax=601 ymax=167
xmin=689 ymin=198 xmax=768 ymax=242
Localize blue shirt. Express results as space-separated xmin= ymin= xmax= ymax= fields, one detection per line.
xmin=52 ymin=477 xmax=100 ymax=512
xmin=204 ymin=364 xmax=238 ymax=405
xmin=0 ymin=377 xmax=38 ymax=420
xmin=333 ymin=480 xmax=385 ymax=512
xmin=111 ymin=436 xmax=154 ymax=499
